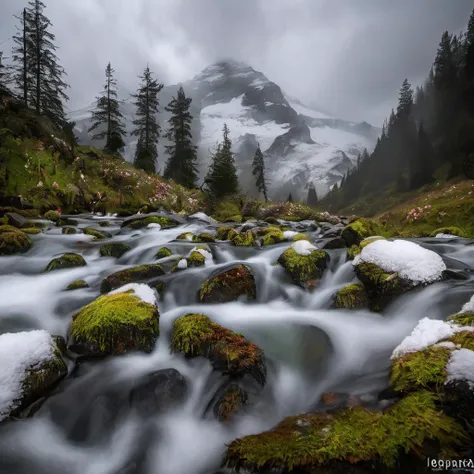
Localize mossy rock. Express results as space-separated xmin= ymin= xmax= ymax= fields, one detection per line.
xmin=231 ymin=230 xmax=255 ymax=247
xmin=0 ymin=230 xmax=32 ymax=255
xmin=199 ymin=264 xmax=256 ymax=303
xmin=43 ymin=210 xmax=61 ymax=222
xmin=56 ymin=218 xmax=78 ymax=227
xmin=264 ymin=216 xmax=280 ymax=224
xmin=293 ymin=233 xmax=310 ymax=241
xmin=224 ymin=391 xmax=465 ymax=472
xmin=63 ymin=226 xmax=80 ymax=235
xmin=0 ymin=225 xmax=20 ymax=234
xmin=213 ymin=202 xmax=241 ymax=223
xmin=98 ymin=221 xmax=111 ymax=227
xmin=124 ymin=215 xmax=180 ymax=229
xmin=216 ymin=226 xmax=238 ymax=241
xmin=341 ymin=218 xmax=382 ymax=247
xmin=334 ymin=283 xmax=369 ymax=309
xmin=360 ymin=235 xmax=386 ymax=249
xmin=447 ymin=312 xmax=474 ymax=326
xmin=177 ymin=232 xmax=197 ymax=241
xmin=347 ymin=244 xmax=361 ymax=260
xmin=44 ymin=253 xmax=87 ymax=272
xmin=69 ymin=291 xmax=159 ymax=356
xmin=214 ymin=383 xmax=248 ymax=423
xmin=100 ymin=264 xmax=165 ymax=293
xmin=188 ymin=251 xmax=206 ymax=268
xmin=99 ymin=242 xmax=131 ymax=259
xmin=277 ymin=246 xmax=329 ymax=285
xmin=65 ymin=279 xmax=89 ymax=291
xmin=155 ymin=247 xmax=172 ymax=259
xmin=197 ymin=232 xmax=216 ymax=243
xmin=82 ymin=227 xmax=111 ymax=240
xmin=171 ymin=313 xmax=266 ymax=385
xmin=257 ymin=227 xmax=285 ymax=246
xmin=430 ymin=227 xmax=469 ymax=238
xmin=22 ymin=227 xmax=41 ymax=235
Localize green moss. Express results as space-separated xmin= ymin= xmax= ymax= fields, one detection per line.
xmin=44 ymin=210 xmax=61 ymax=222
xmin=347 ymin=244 xmax=361 ymax=260
xmin=22 ymin=227 xmax=41 ymax=234
xmin=360 ymin=236 xmax=386 ymax=249
xmin=128 ymin=216 xmax=178 ymax=229
xmin=197 ymin=232 xmax=216 ymax=242
xmin=83 ymin=227 xmax=111 ymax=240
xmin=341 ymin=218 xmax=382 ymax=247
xmin=390 ymin=346 xmax=451 ymax=393
xmin=44 ymin=253 xmax=87 ymax=272
xmin=188 ymin=251 xmax=206 ymax=267
xmin=70 ymin=292 xmax=159 ymax=355
xmin=430 ymin=226 xmax=468 ymax=238
xmin=100 ymin=264 xmax=165 ymax=293
xmin=224 ymin=391 xmax=465 ymax=472
xmin=446 ymin=331 xmax=474 ymax=351
xmin=0 ymin=230 xmax=32 ymax=255
xmin=293 ymin=233 xmax=310 ymax=241
xmin=98 ymin=221 xmax=111 ymax=227
xmin=171 ymin=313 xmax=266 ymax=385
xmin=277 ymin=246 xmax=329 ymax=284
xmin=155 ymin=247 xmax=172 ymax=259
xmin=215 ymin=383 xmax=248 ymax=422
xmin=256 ymin=227 xmax=285 ymax=246
xmin=99 ymin=242 xmax=131 ymax=258
xmin=264 ymin=216 xmax=279 ymax=224
xmin=213 ymin=202 xmax=241 ymax=223
xmin=65 ymin=279 xmax=89 ymax=291
xmin=334 ymin=283 xmax=369 ymax=309
xmin=62 ymin=226 xmax=77 ymax=235
xmin=0 ymin=225 xmax=19 ymax=234
xmin=177 ymin=232 xmax=197 ymax=241
xmin=199 ymin=265 xmax=256 ymax=303
xmin=446 ymin=312 xmax=474 ymax=326
xmin=216 ymin=226 xmax=238 ymax=241
xmin=231 ymin=230 xmax=255 ymax=247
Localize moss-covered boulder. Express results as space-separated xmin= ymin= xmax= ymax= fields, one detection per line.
xmin=231 ymin=230 xmax=255 ymax=247
xmin=177 ymin=232 xmax=196 ymax=241
xmin=197 ymin=232 xmax=216 ymax=243
xmin=334 ymin=283 xmax=369 ymax=309
xmin=155 ymin=247 xmax=172 ymax=259
xmin=122 ymin=215 xmax=180 ymax=229
xmin=44 ymin=253 xmax=87 ymax=272
xmin=100 ymin=264 xmax=165 ymax=293
xmin=22 ymin=227 xmax=41 ymax=235
xmin=170 ymin=313 xmax=266 ymax=385
xmin=44 ymin=210 xmax=61 ymax=222
xmin=199 ymin=264 xmax=256 ymax=303
xmin=277 ymin=241 xmax=329 ymax=286
xmin=99 ymin=242 xmax=131 ymax=259
xmin=82 ymin=227 xmax=111 ymax=240
xmin=65 ymin=279 xmax=89 ymax=291
xmin=68 ymin=287 xmax=159 ymax=356
xmin=256 ymin=227 xmax=285 ymax=246
xmin=292 ymin=233 xmax=310 ymax=241
xmin=0 ymin=331 xmax=67 ymax=421
xmin=223 ymin=391 xmax=464 ymax=473
xmin=62 ymin=226 xmax=78 ymax=235
xmin=98 ymin=221 xmax=111 ymax=227
xmin=188 ymin=250 xmax=206 ymax=268
xmin=341 ymin=218 xmax=382 ymax=247
xmin=347 ymin=244 xmax=361 ymax=260
xmin=430 ymin=226 xmax=468 ymax=238
xmin=213 ymin=383 xmax=248 ymax=423
xmin=0 ymin=228 xmax=32 ymax=255
xmin=216 ymin=226 xmax=238 ymax=241
xmin=0 ymin=225 xmax=19 ymax=234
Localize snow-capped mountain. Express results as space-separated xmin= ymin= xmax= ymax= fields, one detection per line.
xmin=69 ymin=60 xmax=379 ymax=200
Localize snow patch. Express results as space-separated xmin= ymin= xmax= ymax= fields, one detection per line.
xmin=189 ymin=247 xmax=213 ymax=264
xmin=354 ymin=240 xmax=446 ymax=284
xmin=286 ymin=97 xmax=333 ymax=119
xmin=435 ymin=233 xmax=456 ymax=239
xmin=391 ymin=317 xmax=473 ymax=359
xmin=178 ymin=259 xmax=188 ymax=269
xmin=147 ymin=223 xmax=161 ymax=230
xmin=109 ymin=283 xmax=157 ymax=306
xmin=461 ymin=294 xmax=474 ymax=314
xmin=0 ymin=330 xmax=55 ymax=421
xmin=283 ymin=231 xmax=299 ymax=240
xmin=292 ymin=240 xmax=317 ymax=256
xmin=189 ymin=212 xmax=217 ymax=225
xmin=445 ymin=348 xmax=474 ymax=388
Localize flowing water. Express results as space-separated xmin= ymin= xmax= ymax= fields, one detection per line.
xmin=0 ymin=215 xmax=473 ymax=474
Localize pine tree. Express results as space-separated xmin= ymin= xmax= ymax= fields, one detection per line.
xmin=12 ymin=1 xmax=69 ymax=126
xmin=0 ymin=51 xmax=11 ymax=94
xmin=307 ymin=181 xmax=318 ymax=206
xmin=251 ymin=143 xmax=267 ymax=201
xmin=205 ymin=123 xmax=239 ymax=197
xmin=287 ymin=192 xmax=293 ymax=202
xmin=131 ymin=65 xmax=163 ymax=174
xmin=163 ymin=86 xmax=198 ymax=187
xmin=396 ymin=79 xmax=413 ymax=118
xmin=88 ymin=63 xmax=126 ymax=155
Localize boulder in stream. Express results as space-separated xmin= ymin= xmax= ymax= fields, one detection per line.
xmin=0 ymin=226 xmax=32 ymax=255
xmin=65 ymin=279 xmax=89 ymax=291
xmin=99 ymin=242 xmax=131 ymax=259
xmin=333 ymin=283 xmax=369 ymax=309
xmin=68 ymin=283 xmax=160 ymax=356
xmin=0 ymin=330 xmax=67 ymax=422
xmin=121 ymin=213 xmax=183 ymax=229
xmin=216 ymin=226 xmax=238 ymax=241
xmin=199 ymin=264 xmax=256 ymax=303
xmin=340 ymin=217 xmax=382 ymax=247
xmin=213 ymin=382 xmax=248 ymax=423
xmin=44 ymin=252 xmax=87 ymax=272
xmin=100 ymin=264 xmax=165 ymax=293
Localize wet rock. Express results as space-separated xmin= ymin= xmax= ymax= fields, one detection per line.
xmin=231 ymin=230 xmax=255 ymax=246
xmin=0 ymin=227 xmax=32 ymax=255
xmin=82 ymin=227 xmax=112 ymax=240
xmin=341 ymin=218 xmax=382 ymax=247
xmin=44 ymin=253 xmax=87 ymax=272
xmin=255 ymin=226 xmax=285 ymax=246
xmin=100 ymin=264 xmax=165 ymax=293
xmin=5 ymin=212 xmax=29 ymax=229
xmin=130 ymin=368 xmax=188 ymax=416
xmin=155 ymin=247 xmax=173 ymax=259
xmin=213 ymin=383 xmax=248 ymax=422
xmin=121 ymin=213 xmax=184 ymax=229
xmin=62 ymin=226 xmax=79 ymax=235
xmin=44 ymin=210 xmax=61 ymax=222
xmin=171 ymin=313 xmax=267 ymax=386
xmin=68 ymin=289 xmax=159 ymax=356
xmin=321 ymin=236 xmax=347 ymax=249
xmin=333 ymin=283 xmax=369 ymax=309
xmin=216 ymin=226 xmax=238 ymax=241
xmin=199 ymin=264 xmax=256 ymax=303
xmin=99 ymin=242 xmax=131 ymax=258
xmin=65 ymin=279 xmax=89 ymax=291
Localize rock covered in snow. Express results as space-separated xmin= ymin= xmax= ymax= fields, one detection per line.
xmin=445 ymin=349 xmax=474 ymax=388
xmin=177 ymin=259 xmax=188 ymax=269
xmin=109 ymin=283 xmax=158 ymax=306
xmin=188 ymin=212 xmax=218 ymax=225
xmin=0 ymin=330 xmax=67 ymax=421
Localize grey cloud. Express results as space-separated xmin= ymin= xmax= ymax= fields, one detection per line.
xmin=0 ymin=0 xmax=472 ymax=125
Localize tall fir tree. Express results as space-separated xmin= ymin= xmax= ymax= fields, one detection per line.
xmin=287 ymin=192 xmax=293 ymax=203
xmin=12 ymin=1 xmax=68 ymax=126
xmin=131 ymin=65 xmax=163 ymax=174
xmin=204 ymin=123 xmax=239 ymax=197
xmin=251 ymin=143 xmax=268 ymax=201
xmin=0 ymin=51 xmax=11 ymax=94
xmin=88 ymin=63 xmax=126 ymax=155
xmin=307 ymin=181 xmax=318 ymax=206
xmin=163 ymin=86 xmax=198 ymax=187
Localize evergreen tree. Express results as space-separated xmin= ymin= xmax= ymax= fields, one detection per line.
xmin=465 ymin=8 xmax=474 ymax=113
xmin=163 ymin=85 xmax=198 ymax=187
xmin=0 ymin=51 xmax=11 ymax=94
xmin=88 ymin=63 xmax=126 ymax=155
xmin=12 ymin=1 xmax=69 ymax=126
xmin=396 ymin=79 xmax=413 ymax=118
xmin=251 ymin=143 xmax=267 ymax=201
xmin=132 ymin=65 xmax=163 ymax=174
xmin=204 ymin=123 xmax=239 ymax=197
xmin=307 ymin=181 xmax=318 ymax=206
xmin=287 ymin=192 xmax=293 ymax=202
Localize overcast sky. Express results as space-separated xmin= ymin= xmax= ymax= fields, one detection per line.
xmin=1 ymin=0 xmax=473 ymax=126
